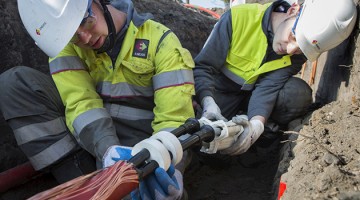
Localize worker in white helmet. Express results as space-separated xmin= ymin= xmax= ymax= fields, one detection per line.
xmin=194 ymin=0 xmax=357 ymax=160
xmin=0 ymin=0 xmax=194 ymax=199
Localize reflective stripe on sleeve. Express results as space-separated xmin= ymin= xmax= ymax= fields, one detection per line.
xmin=49 ymin=56 xmax=87 ymax=74
xmin=97 ymin=81 xmax=154 ymax=97
xmin=153 ymin=69 xmax=194 ymax=91
xmin=104 ymin=103 xmax=154 ymax=120
xmin=73 ymin=108 xmax=111 ymax=138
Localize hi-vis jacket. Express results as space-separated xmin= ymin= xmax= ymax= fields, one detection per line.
xmin=49 ymin=18 xmax=195 ymax=159
xmin=194 ymin=1 xmax=306 ymax=121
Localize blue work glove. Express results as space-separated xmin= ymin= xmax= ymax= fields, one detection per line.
xmin=131 ymin=164 xmax=183 ymax=200
xmin=102 ymin=145 xmax=132 ymax=168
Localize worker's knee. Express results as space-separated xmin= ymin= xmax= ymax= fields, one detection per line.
xmin=0 ymin=66 xmax=60 ymax=121
xmin=0 ymin=66 xmax=44 ymax=97
xmin=0 ymin=66 xmax=29 ymax=92
xmin=271 ymin=77 xmax=313 ymax=125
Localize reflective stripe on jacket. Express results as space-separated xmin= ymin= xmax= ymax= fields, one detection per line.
xmin=223 ymin=3 xmax=292 ymax=90
xmin=49 ymin=20 xmax=195 ymax=146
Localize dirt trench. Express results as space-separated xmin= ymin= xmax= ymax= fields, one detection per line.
xmin=1 ymin=1 xmax=360 ymax=200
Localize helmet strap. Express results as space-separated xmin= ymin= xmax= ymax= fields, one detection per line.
xmin=97 ymin=0 xmax=117 ymax=53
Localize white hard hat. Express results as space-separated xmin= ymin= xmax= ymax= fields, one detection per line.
xmin=295 ymin=0 xmax=357 ymax=61
xmin=285 ymin=0 xmax=298 ymax=5
xmin=17 ymin=0 xmax=89 ymax=57
xmin=230 ymin=0 xmax=246 ymax=7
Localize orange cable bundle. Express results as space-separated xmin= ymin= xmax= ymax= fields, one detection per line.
xmin=183 ymin=4 xmax=221 ymax=19
xmin=28 ymin=161 xmax=139 ymax=200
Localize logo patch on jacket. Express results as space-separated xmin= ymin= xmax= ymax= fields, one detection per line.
xmin=133 ymin=39 xmax=149 ymax=58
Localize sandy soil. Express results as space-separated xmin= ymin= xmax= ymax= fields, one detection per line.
xmin=281 ymin=101 xmax=360 ymax=199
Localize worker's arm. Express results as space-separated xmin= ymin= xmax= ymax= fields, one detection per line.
xmin=221 ymin=61 xmax=303 ymax=156
xmin=138 ymin=24 xmax=191 ymax=200
xmin=193 ymin=11 xmax=233 ymax=103
xmin=49 ymin=45 xmax=120 ymax=161
xmin=247 ymin=62 xmax=303 ymax=123
xmin=152 ymin=30 xmax=195 ymax=133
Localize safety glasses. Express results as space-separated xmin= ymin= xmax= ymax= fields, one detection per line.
xmin=291 ymin=7 xmax=303 ymax=36
xmin=70 ymin=1 xmax=97 ymax=43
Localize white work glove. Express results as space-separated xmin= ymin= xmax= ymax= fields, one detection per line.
xmin=199 ymin=118 xmax=243 ymax=154
xmin=102 ymin=145 xmax=133 ymax=168
xmin=221 ymin=115 xmax=264 ymax=155
xmin=201 ymin=96 xmax=227 ymax=121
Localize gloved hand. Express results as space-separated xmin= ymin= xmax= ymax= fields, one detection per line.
xmin=102 ymin=145 xmax=132 ymax=168
xmin=201 ymin=96 xmax=227 ymax=121
xmin=131 ymin=164 xmax=183 ymax=200
xmin=221 ymin=115 xmax=264 ymax=155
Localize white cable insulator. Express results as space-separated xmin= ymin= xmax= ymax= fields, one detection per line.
xmin=152 ymin=131 xmax=183 ymax=165
xmin=132 ymin=138 xmax=171 ymax=170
